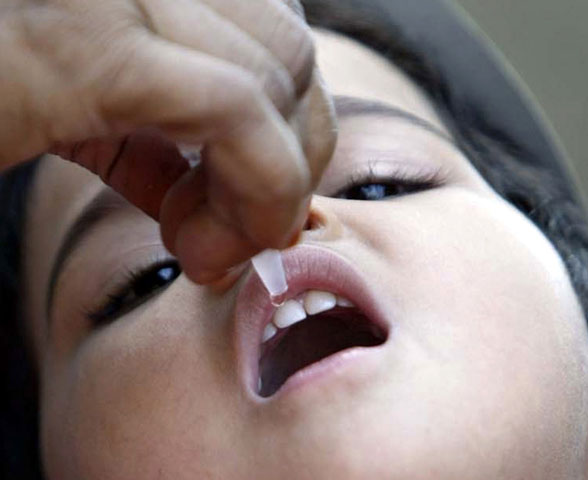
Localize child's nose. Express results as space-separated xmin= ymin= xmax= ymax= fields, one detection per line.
xmin=300 ymin=196 xmax=344 ymax=243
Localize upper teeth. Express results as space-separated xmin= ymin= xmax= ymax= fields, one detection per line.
xmin=262 ymin=290 xmax=355 ymax=343
xmin=274 ymin=300 xmax=306 ymax=329
xmin=304 ymin=290 xmax=337 ymax=315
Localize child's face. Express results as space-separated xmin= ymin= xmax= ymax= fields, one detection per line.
xmin=25 ymin=30 xmax=588 ymax=479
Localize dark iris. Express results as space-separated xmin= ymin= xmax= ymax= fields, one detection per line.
xmin=338 ymin=181 xmax=432 ymax=201
xmin=133 ymin=264 xmax=178 ymax=296
xmin=90 ymin=261 xmax=181 ymax=324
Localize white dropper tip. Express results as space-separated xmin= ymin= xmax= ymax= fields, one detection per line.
xmin=251 ymin=249 xmax=287 ymax=297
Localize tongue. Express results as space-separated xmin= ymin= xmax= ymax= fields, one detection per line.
xmin=259 ymin=310 xmax=385 ymax=397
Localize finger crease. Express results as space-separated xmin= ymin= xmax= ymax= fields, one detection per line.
xmin=103 ymin=135 xmax=132 ymax=184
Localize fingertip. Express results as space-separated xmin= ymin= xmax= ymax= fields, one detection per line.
xmin=186 ymin=269 xmax=228 ymax=286
xmin=238 ymin=192 xmax=311 ymax=251
xmin=159 ymin=165 xmax=207 ymax=255
xmin=206 ymin=263 xmax=249 ymax=293
xmin=174 ymin=207 xmax=260 ymax=285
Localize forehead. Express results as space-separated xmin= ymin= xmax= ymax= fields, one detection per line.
xmin=313 ymin=29 xmax=446 ymax=132
xmin=24 ymin=28 xmax=447 ymax=347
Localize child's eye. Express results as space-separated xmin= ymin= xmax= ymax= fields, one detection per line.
xmin=336 ymin=176 xmax=438 ymax=201
xmin=87 ymin=260 xmax=181 ymax=325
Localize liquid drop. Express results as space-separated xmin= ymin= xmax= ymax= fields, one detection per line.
xmin=251 ymin=249 xmax=288 ymax=305
xmin=270 ymin=291 xmax=288 ymax=308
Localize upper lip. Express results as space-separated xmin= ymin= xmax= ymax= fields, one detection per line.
xmin=233 ymin=244 xmax=390 ymax=400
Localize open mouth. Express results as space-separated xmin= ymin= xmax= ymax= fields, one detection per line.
xmin=258 ymin=290 xmax=388 ymax=398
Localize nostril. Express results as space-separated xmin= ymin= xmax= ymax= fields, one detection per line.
xmin=304 ymin=210 xmax=323 ymax=231
xmin=300 ymin=200 xmax=345 ymax=242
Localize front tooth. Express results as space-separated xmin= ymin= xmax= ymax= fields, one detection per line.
xmin=336 ymin=296 xmax=354 ymax=308
xmin=262 ymin=323 xmax=278 ymax=342
xmin=273 ymin=300 xmax=307 ymax=329
xmin=304 ymin=290 xmax=337 ymax=315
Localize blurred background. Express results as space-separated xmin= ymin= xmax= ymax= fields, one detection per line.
xmin=453 ymin=0 xmax=588 ymax=201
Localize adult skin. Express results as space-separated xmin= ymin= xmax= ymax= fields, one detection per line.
xmin=0 ymin=0 xmax=336 ymax=282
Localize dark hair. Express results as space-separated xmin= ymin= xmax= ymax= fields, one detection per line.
xmin=2 ymin=2 xmax=588 ymax=478
xmin=0 ymin=159 xmax=43 ymax=480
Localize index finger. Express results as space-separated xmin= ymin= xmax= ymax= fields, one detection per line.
xmin=290 ymin=70 xmax=338 ymax=191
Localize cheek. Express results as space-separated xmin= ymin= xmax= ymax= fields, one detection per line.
xmin=337 ymin=189 xmax=588 ymax=477
xmin=41 ymin=282 xmax=246 ymax=480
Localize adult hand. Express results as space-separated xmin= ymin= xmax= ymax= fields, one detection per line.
xmin=0 ymin=0 xmax=336 ymax=283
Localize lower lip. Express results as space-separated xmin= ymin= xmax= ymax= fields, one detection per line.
xmin=256 ymin=343 xmax=386 ymax=403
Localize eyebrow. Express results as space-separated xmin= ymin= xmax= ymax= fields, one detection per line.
xmin=46 ymin=188 xmax=129 ymax=321
xmin=333 ymin=95 xmax=455 ymax=145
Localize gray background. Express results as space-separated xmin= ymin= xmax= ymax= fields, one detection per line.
xmin=452 ymin=0 xmax=587 ymax=200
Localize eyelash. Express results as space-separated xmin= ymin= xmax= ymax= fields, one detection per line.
xmin=84 ymin=256 xmax=182 ymax=326
xmin=334 ymin=163 xmax=444 ymax=201
xmin=85 ymin=164 xmax=443 ymax=325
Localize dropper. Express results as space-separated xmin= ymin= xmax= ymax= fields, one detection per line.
xmin=251 ymin=249 xmax=288 ymax=306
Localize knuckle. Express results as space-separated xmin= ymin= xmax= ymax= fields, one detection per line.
xmin=225 ymin=70 xmax=266 ymax=116
xmin=236 ymin=50 xmax=296 ymax=114
xmin=262 ymin=5 xmax=314 ymax=96
xmin=260 ymin=64 xmax=296 ymax=115
xmin=285 ymin=27 xmax=315 ymax=96
xmin=232 ymin=69 xmax=261 ymax=99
